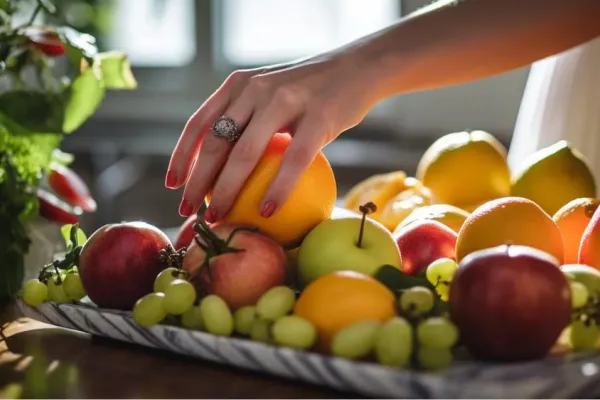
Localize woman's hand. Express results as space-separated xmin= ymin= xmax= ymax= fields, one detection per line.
xmin=165 ymin=49 xmax=380 ymax=221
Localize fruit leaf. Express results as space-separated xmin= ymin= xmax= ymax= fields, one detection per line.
xmin=54 ymin=26 xmax=97 ymax=68
xmin=60 ymin=224 xmax=86 ymax=251
xmin=374 ymin=265 xmax=433 ymax=294
xmin=95 ymin=51 xmax=137 ymax=90
xmin=62 ymin=67 xmax=105 ymax=133
xmin=0 ymin=91 xmax=65 ymax=133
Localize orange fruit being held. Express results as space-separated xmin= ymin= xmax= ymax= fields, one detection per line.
xmin=553 ymin=198 xmax=600 ymax=264
xmin=579 ymin=206 xmax=600 ymax=270
xmin=211 ymin=133 xmax=337 ymax=246
xmin=294 ymin=271 xmax=396 ymax=352
xmin=456 ymin=197 xmax=564 ymax=263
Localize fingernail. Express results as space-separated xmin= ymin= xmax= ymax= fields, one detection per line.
xmin=204 ymin=206 xmax=218 ymax=223
xmin=165 ymin=170 xmax=178 ymax=188
xmin=179 ymin=198 xmax=194 ymax=217
xmin=260 ymin=201 xmax=276 ymax=218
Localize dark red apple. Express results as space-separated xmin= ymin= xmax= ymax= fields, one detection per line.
xmin=449 ymin=244 xmax=571 ymax=362
xmin=182 ymin=221 xmax=286 ymax=310
xmin=174 ymin=214 xmax=197 ymax=250
xmin=79 ymin=221 xmax=171 ymax=310
xmin=393 ymin=219 xmax=457 ymax=276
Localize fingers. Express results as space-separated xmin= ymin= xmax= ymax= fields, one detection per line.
xmin=166 ymin=71 xmax=249 ymax=190
xmin=259 ymin=117 xmax=326 ymax=217
xmin=179 ymin=88 xmax=257 ymax=217
xmin=207 ymin=107 xmax=294 ymax=221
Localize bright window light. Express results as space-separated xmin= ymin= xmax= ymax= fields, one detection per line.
xmin=220 ymin=0 xmax=400 ymax=66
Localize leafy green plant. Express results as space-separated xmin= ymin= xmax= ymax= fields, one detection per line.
xmin=0 ymin=0 xmax=136 ymax=299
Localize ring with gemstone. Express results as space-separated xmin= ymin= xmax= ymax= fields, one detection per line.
xmin=211 ymin=116 xmax=241 ymax=143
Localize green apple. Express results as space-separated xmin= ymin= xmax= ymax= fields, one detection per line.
xmin=298 ymin=213 xmax=402 ymax=283
xmin=561 ymin=264 xmax=600 ymax=297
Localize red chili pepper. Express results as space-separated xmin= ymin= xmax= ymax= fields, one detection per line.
xmin=26 ymin=28 xmax=65 ymax=57
xmin=48 ymin=162 xmax=97 ymax=212
xmin=37 ymin=188 xmax=81 ymax=225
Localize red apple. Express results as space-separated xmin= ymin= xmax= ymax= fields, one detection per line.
xmin=174 ymin=214 xmax=198 ymax=250
xmin=393 ymin=220 xmax=457 ymax=276
xmin=182 ymin=221 xmax=286 ymax=310
xmin=449 ymin=244 xmax=571 ymax=362
xmin=79 ymin=221 xmax=171 ymax=310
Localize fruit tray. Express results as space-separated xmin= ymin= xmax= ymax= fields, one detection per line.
xmin=16 ymin=299 xmax=600 ymax=399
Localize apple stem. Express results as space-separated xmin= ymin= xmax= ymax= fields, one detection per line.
xmin=357 ymin=202 xmax=377 ymax=248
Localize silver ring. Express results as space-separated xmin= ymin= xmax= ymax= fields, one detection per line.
xmin=211 ymin=116 xmax=241 ymax=143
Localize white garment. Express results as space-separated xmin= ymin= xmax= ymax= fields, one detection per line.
xmin=508 ymin=36 xmax=600 ymax=187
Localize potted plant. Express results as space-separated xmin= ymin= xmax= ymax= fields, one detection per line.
xmin=0 ymin=0 xmax=136 ymax=300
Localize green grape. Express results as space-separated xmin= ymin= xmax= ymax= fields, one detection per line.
xmin=234 ymin=306 xmax=257 ymax=336
xmin=434 ymin=284 xmax=450 ymax=302
xmin=417 ymin=317 xmax=459 ymax=349
xmin=331 ymin=320 xmax=380 ymax=360
xmin=22 ymin=279 xmax=48 ymax=306
xmin=133 ymin=293 xmax=167 ymax=327
xmin=374 ymin=317 xmax=413 ymax=367
xmin=163 ymin=279 xmax=197 ymax=315
xmin=47 ymin=276 xmax=71 ymax=304
xmin=417 ymin=346 xmax=453 ymax=370
xmin=426 ymin=258 xmax=458 ymax=286
xmin=570 ymin=282 xmax=589 ymax=309
xmin=399 ymin=286 xmax=435 ymax=317
xmin=63 ymin=273 xmax=86 ymax=301
xmin=569 ymin=320 xmax=600 ymax=351
xmin=181 ymin=306 xmax=204 ymax=330
xmin=200 ymin=295 xmax=234 ymax=336
xmin=250 ymin=319 xmax=272 ymax=343
xmin=272 ymin=316 xmax=317 ymax=350
xmin=256 ymin=286 xmax=296 ymax=321
xmin=154 ymin=267 xmax=181 ymax=293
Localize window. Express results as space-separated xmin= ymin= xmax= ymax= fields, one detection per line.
xmin=217 ymin=0 xmax=401 ymax=67
xmin=104 ymin=0 xmax=196 ymax=67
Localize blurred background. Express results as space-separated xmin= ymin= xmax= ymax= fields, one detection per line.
xmin=53 ymin=0 xmax=530 ymax=232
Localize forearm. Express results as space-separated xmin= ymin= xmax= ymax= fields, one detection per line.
xmin=351 ymin=0 xmax=600 ymax=101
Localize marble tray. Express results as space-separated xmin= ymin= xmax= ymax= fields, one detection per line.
xmin=16 ymin=299 xmax=600 ymax=399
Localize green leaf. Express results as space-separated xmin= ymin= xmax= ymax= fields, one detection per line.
xmin=62 ymin=67 xmax=105 ymax=133
xmin=37 ymin=0 xmax=56 ymax=14
xmin=0 ymin=91 xmax=65 ymax=133
xmin=374 ymin=265 xmax=433 ymax=294
xmin=60 ymin=224 xmax=86 ymax=251
xmin=95 ymin=51 xmax=137 ymax=90
xmin=55 ymin=26 xmax=98 ymax=68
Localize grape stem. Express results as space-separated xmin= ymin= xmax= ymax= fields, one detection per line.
xmin=357 ymin=202 xmax=377 ymax=248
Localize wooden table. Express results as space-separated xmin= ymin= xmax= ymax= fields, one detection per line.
xmin=1 ymin=303 xmax=360 ymax=399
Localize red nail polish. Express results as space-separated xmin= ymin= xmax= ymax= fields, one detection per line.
xmin=260 ymin=201 xmax=276 ymax=218
xmin=179 ymin=198 xmax=194 ymax=217
xmin=165 ymin=170 xmax=178 ymax=188
xmin=204 ymin=206 xmax=217 ymax=223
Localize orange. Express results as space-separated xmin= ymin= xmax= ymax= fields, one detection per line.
xmin=456 ymin=197 xmax=564 ymax=263
xmin=294 ymin=271 xmax=396 ymax=352
xmin=579 ymin=206 xmax=600 ymax=270
xmin=378 ymin=177 xmax=434 ymax=231
xmin=212 ymin=133 xmax=337 ymax=246
xmin=344 ymin=170 xmax=408 ymax=222
xmin=553 ymin=198 xmax=600 ymax=264
xmin=416 ymin=130 xmax=511 ymax=209
xmin=395 ymin=204 xmax=470 ymax=234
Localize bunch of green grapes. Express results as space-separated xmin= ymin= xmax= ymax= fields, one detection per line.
xmin=22 ymin=269 xmax=87 ymax=306
xmin=564 ymin=278 xmax=600 ymax=351
xmin=232 ymin=286 xmax=318 ymax=350
xmin=330 ymin=284 xmax=460 ymax=371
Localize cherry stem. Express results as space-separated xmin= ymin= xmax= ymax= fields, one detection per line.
xmin=357 ymin=202 xmax=377 ymax=248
